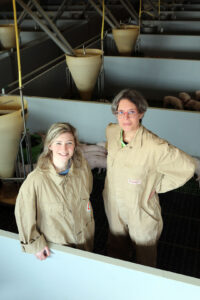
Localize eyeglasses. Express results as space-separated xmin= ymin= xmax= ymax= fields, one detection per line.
xmin=115 ymin=110 xmax=137 ymax=118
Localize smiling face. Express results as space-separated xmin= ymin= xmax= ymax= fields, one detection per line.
xmin=49 ymin=132 xmax=75 ymax=171
xmin=117 ymin=98 xmax=144 ymax=133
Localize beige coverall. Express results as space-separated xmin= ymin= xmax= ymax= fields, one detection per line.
xmin=15 ymin=156 xmax=94 ymax=254
xmin=103 ymin=124 xmax=196 ymax=266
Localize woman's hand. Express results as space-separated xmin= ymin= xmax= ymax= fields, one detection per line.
xmin=35 ymin=246 xmax=50 ymax=260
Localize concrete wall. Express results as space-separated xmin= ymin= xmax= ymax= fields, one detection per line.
xmin=106 ymin=33 xmax=200 ymax=59
xmin=16 ymin=56 xmax=200 ymax=102
xmin=26 ymin=96 xmax=200 ymax=157
xmin=0 ymin=230 xmax=199 ymax=300
xmin=103 ymin=57 xmax=200 ymax=101
xmin=143 ymin=20 xmax=200 ymax=34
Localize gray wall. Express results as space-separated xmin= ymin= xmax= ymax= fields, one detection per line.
xmin=15 ymin=56 xmax=200 ymax=102
xmin=103 ymin=56 xmax=200 ymax=101
xmin=26 ymin=96 xmax=200 ymax=157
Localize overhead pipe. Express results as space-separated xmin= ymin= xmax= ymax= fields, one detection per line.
xmin=119 ymin=0 xmax=139 ymax=23
xmin=17 ymin=0 xmax=33 ymax=25
xmin=18 ymin=1 xmax=104 ymax=101
xmin=79 ymin=2 xmax=91 ymax=18
xmin=13 ymin=0 xmax=32 ymax=175
xmin=16 ymin=0 xmax=75 ymax=55
xmin=51 ymin=0 xmax=69 ymax=22
xmin=31 ymin=0 xmax=74 ymax=53
xmin=96 ymin=0 xmax=120 ymax=28
xmin=145 ymin=0 xmax=159 ymax=18
xmin=88 ymin=0 xmax=116 ymax=29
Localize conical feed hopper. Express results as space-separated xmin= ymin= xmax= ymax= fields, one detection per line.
xmin=66 ymin=49 xmax=103 ymax=100
xmin=0 ymin=24 xmax=16 ymax=50
xmin=0 ymin=95 xmax=28 ymax=178
xmin=112 ymin=25 xmax=140 ymax=56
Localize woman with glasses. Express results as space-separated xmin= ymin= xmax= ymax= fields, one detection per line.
xmin=15 ymin=122 xmax=94 ymax=260
xmin=103 ymin=89 xmax=196 ymax=267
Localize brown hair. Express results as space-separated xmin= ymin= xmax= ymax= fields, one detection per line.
xmin=111 ymin=89 xmax=148 ymax=115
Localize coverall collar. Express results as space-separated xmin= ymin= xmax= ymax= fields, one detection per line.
xmin=118 ymin=124 xmax=144 ymax=149
xmin=47 ymin=161 xmax=75 ymax=185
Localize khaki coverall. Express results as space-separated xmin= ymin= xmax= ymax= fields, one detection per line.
xmin=15 ymin=156 xmax=94 ymax=254
xmin=103 ymin=124 xmax=196 ymax=266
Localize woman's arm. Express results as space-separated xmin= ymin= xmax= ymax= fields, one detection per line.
xmin=155 ymin=143 xmax=196 ymax=193
xmin=15 ymin=174 xmax=47 ymax=255
xmin=85 ymin=159 xmax=93 ymax=195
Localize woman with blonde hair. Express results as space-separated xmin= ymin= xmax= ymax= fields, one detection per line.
xmin=15 ymin=122 xmax=94 ymax=260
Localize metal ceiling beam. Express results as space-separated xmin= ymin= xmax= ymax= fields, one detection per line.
xmin=88 ymin=0 xmax=117 ymax=29
xmin=119 ymin=0 xmax=139 ymax=23
xmin=16 ymin=0 xmax=75 ymax=55
xmin=51 ymin=0 xmax=69 ymax=22
xmin=31 ymin=0 xmax=73 ymax=52
xmin=17 ymin=0 xmax=33 ymax=25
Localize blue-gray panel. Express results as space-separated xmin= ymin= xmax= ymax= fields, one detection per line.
xmin=161 ymin=4 xmax=200 ymax=10
xmin=105 ymin=33 xmax=200 ymax=59
xmin=160 ymin=11 xmax=200 ymax=20
xmin=139 ymin=34 xmax=200 ymax=59
xmin=1 ymin=230 xmax=199 ymax=300
xmin=103 ymin=56 xmax=200 ymax=100
xmin=11 ymin=56 xmax=200 ymax=102
xmin=25 ymin=96 xmax=200 ymax=157
xmin=143 ymin=20 xmax=200 ymax=34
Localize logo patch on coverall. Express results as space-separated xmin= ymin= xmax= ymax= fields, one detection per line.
xmin=87 ymin=201 xmax=91 ymax=211
xmin=128 ymin=179 xmax=141 ymax=185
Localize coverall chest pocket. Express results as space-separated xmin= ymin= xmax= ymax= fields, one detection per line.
xmin=125 ymin=165 xmax=148 ymax=191
xmin=38 ymin=201 xmax=65 ymax=229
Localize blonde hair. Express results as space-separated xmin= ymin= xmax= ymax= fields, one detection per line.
xmin=37 ymin=122 xmax=82 ymax=170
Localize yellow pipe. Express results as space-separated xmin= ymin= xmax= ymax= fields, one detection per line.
xmin=12 ymin=0 xmax=22 ymax=89
xmin=101 ymin=0 xmax=105 ymax=41
xmin=158 ymin=0 xmax=160 ymax=15
xmin=139 ymin=0 xmax=142 ymax=32
xmin=139 ymin=0 xmax=157 ymax=24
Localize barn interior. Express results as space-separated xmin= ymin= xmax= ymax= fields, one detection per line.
xmin=0 ymin=1 xmax=200 ymax=299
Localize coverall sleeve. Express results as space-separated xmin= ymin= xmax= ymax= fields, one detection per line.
xmin=15 ymin=175 xmax=47 ymax=254
xmin=105 ymin=141 xmax=108 ymax=151
xmin=105 ymin=123 xmax=112 ymax=151
xmin=86 ymin=160 xmax=93 ymax=194
xmin=155 ymin=143 xmax=196 ymax=194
